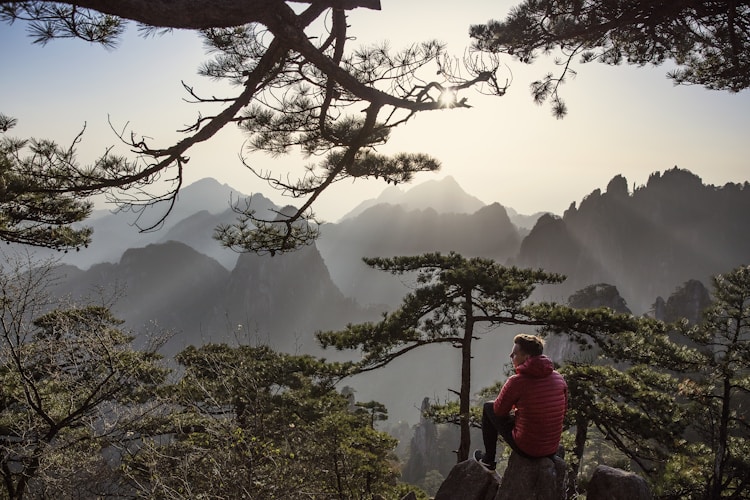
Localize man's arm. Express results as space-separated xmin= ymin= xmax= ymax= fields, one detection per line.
xmin=493 ymin=375 xmax=519 ymax=416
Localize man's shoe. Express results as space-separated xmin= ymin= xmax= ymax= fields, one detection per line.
xmin=472 ymin=449 xmax=496 ymax=471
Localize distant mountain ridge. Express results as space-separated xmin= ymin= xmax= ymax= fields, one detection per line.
xmin=53 ymin=240 xmax=374 ymax=358
xmin=49 ymin=167 xmax=750 ymax=321
xmin=47 ymin=178 xmax=271 ymax=269
xmin=317 ymin=202 xmax=523 ymax=308
xmin=36 ymin=167 xmax=750 ymax=424
xmin=515 ymin=167 xmax=750 ymax=313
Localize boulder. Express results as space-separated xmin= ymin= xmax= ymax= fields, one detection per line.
xmin=434 ymin=460 xmax=499 ymax=500
xmin=495 ymin=453 xmax=567 ymax=500
xmin=587 ymin=465 xmax=651 ymax=500
xmin=435 ymin=452 xmax=566 ymax=500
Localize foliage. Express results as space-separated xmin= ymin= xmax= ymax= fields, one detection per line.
xmin=0 ymin=251 xmax=415 ymax=498
xmin=317 ymin=251 xmax=567 ymax=461
xmin=0 ymin=252 xmax=168 ymax=499
xmin=0 ymin=114 xmax=92 ymax=250
xmin=123 ymin=343 xmax=405 ymax=499
xmin=539 ymin=294 xmax=704 ymax=496
xmin=470 ymin=0 xmax=750 ymax=117
xmin=318 ymin=252 xmax=566 ymax=368
xmin=354 ymin=400 xmax=389 ymax=428
xmin=536 ymin=266 xmax=750 ymax=499
xmin=561 ymin=363 xmax=689 ymax=473
xmin=674 ymin=265 xmax=750 ymax=499
xmin=1 ymin=1 xmax=506 ymax=254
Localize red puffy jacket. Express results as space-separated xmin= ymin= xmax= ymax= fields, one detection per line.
xmin=493 ymin=355 xmax=568 ymax=457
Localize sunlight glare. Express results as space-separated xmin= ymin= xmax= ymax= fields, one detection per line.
xmin=439 ymin=89 xmax=457 ymax=107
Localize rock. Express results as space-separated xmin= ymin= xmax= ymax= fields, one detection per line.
xmin=402 ymin=398 xmax=441 ymax=484
xmin=434 ymin=452 xmax=567 ymax=500
xmin=434 ymin=460 xmax=499 ymax=500
xmin=495 ymin=453 xmax=566 ymax=500
xmin=587 ymin=465 xmax=652 ymax=500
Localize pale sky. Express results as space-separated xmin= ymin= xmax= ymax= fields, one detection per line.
xmin=2 ymin=0 xmax=749 ymax=223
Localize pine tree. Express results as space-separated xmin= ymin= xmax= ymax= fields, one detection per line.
xmin=538 ymin=267 xmax=750 ymax=499
xmin=2 ymin=3 xmax=506 ymax=254
xmin=0 ymin=115 xmax=92 ymax=250
xmin=678 ymin=265 xmax=750 ymax=500
xmin=471 ymin=0 xmax=750 ymax=117
xmin=124 ymin=343 xmax=408 ymax=499
xmin=317 ymin=251 xmax=566 ymax=461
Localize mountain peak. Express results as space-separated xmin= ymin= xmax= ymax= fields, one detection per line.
xmin=179 ymin=178 xmax=251 ymax=214
xmin=341 ymin=175 xmax=485 ymax=220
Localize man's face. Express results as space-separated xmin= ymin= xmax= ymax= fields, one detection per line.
xmin=510 ymin=343 xmax=529 ymax=369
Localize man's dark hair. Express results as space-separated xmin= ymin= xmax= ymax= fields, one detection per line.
xmin=514 ymin=334 xmax=544 ymax=357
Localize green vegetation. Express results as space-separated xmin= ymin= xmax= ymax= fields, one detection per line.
xmin=2 ymin=251 xmax=748 ymax=498
xmin=0 ymin=254 xmax=422 ymax=499
xmin=471 ymin=0 xmax=750 ymax=117
xmin=317 ymin=252 xmax=566 ymax=461
xmin=501 ymin=267 xmax=748 ymax=499
xmin=0 ymin=115 xmax=92 ymax=250
xmin=411 ymin=264 xmax=750 ymax=499
xmin=0 ymin=254 xmax=167 ymax=498
xmin=124 ymin=344 xmax=403 ymax=499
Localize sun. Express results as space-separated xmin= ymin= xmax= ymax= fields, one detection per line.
xmin=438 ymin=89 xmax=457 ymax=107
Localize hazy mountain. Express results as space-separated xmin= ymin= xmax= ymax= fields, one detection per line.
xmin=49 ymin=178 xmax=260 ymax=269
xmin=49 ymin=175 xmax=539 ymax=274
xmin=342 ymin=175 xmax=546 ymax=231
xmin=39 ymin=167 xmax=750 ymax=424
xmin=317 ymin=202 xmax=523 ymax=308
xmin=341 ymin=176 xmax=487 ymax=220
xmin=52 ymin=238 xmax=374 ymax=358
xmin=220 ymin=243 xmax=377 ymax=355
xmin=156 ymin=210 xmax=234 ymax=268
xmin=504 ymin=206 xmax=550 ymax=232
xmin=652 ymin=279 xmax=712 ymax=326
xmin=515 ymin=167 xmax=750 ymax=313
xmin=53 ymin=241 xmax=231 ymax=356
xmin=156 ymin=192 xmax=279 ymax=270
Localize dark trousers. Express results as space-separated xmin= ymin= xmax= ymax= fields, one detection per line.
xmin=481 ymin=401 xmax=533 ymax=461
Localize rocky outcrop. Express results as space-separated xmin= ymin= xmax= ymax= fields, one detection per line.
xmin=433 ymin=459 xmax=499 ymax=500
xmin=653 ymin=279 xmax=711 ymax=325
xmin=495 ymin=453 xmax=566 ymax=500
xmin=587 ymin=465 xmax=652 ymax=500
xmin=434 ymin=453 xmax=566 ymax=500
xmin=516 ymin=168 xmax=750 ymax=314
xmin=431 ymin=455 xmax=651 ymax=500
xmin=401 ymin=398 xmax=440 ymax=484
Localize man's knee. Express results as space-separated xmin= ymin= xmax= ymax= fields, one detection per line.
xmin=483 ymin=401 xmax=495 ymax=415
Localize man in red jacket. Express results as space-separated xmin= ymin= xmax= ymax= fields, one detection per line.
xmin=474 ymin=334 xmax=568 ymax=470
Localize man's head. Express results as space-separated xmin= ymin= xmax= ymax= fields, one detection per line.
xmin=510 ymin=334 xmax=544 ymax=368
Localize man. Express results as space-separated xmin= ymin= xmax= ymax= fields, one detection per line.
xmin=474 ymin=334 xmax=568 ymax=470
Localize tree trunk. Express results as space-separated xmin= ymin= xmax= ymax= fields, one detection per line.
xmin=709 ymin=376 xmax=732 ymax=500
xmin=457 ymin=294 xmax=474 ymax=462
xmin=567 ymin=414 xmax=589 ymax=499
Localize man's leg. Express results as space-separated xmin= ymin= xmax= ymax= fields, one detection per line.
xmin=481 ymin=402 xmax=498 ymax=462
xmin=483 ymin=403 xmax=533 ymax=459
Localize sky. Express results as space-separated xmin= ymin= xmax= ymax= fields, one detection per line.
xmin=2 ymin=0 xmax=750 ymax=223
